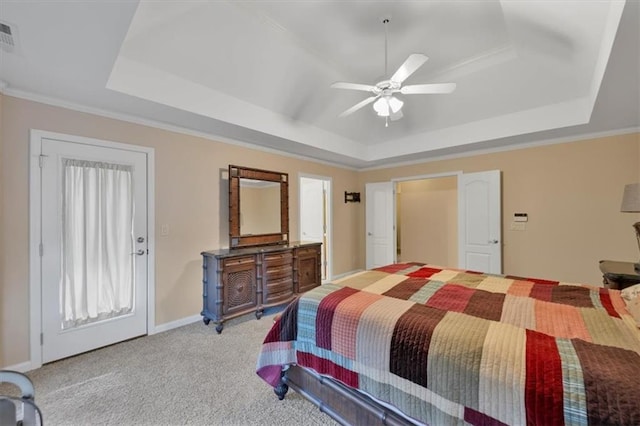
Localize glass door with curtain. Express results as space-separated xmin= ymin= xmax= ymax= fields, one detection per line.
xmin=40 ymin=138 xmax=148 ymax=363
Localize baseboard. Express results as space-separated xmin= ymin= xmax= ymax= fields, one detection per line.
xmin=1 ymin=316 xmax=202 ymax=371
xmin=1 ymin=361 xmax=34 ymax=373
xmin=151 ymin=314 xmax=202 ymax=334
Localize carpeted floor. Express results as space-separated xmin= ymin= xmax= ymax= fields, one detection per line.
xmin=2 ymin=312 xmax=337 ymax=425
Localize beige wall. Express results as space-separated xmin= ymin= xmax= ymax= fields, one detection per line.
xmin=1 ymin=92 xmax=639 ymax=368
xmin=398 ymin=177 xmax=458 ymax=266
xmin=0 ymin=95 xmax=359 ymax=367
xmin=360 ymin=133 xmax=640 ymax=285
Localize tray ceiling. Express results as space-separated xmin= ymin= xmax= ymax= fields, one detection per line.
xmin=1 ymin=0 xmax=638 ymax=168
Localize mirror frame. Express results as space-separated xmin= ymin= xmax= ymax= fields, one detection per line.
xmin=229 ymin=164 xmax=289 ymax=249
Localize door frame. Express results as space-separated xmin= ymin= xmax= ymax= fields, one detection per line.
xmin=28 ymin=129 xmax=156 ymax=369
xmin=298 ymin=173 xmax=332 ymax=281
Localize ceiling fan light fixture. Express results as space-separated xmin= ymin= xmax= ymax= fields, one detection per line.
xmin=373 ymin=97 xmax=390 ymax=116
xmin=373 ymin=96 xmax=403 ymax=117
xmin=388 ymin=96 xmax=403 ymax=113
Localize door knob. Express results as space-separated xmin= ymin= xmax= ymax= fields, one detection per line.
xmin=489 ymin=239 xmax=499 ymax=244
xmin=367 ymin=232 xmax=373 ymax=236
xmin=131 ymin=249 xmax=145 ymax=256
xmin=137 ymin=237 xmax=145 ymax=243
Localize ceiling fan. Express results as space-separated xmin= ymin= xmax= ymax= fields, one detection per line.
xmin=331 ymin=18 xmax=456 ymax=126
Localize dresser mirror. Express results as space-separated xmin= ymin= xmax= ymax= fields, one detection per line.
xmin=229 ymin=165 xmax=289 ymax=249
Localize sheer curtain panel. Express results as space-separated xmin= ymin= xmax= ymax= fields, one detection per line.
xmin=60 ymin=159 xmax=135 ymax=329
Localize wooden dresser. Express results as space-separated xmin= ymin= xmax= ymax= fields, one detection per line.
xmin=201 ymin=241 xmax=321 ymax=333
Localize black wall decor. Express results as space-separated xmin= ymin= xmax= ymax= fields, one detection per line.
xmin=344 ymin=191 xmax=361 ymax=203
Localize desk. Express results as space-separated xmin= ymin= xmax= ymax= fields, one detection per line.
xmin=599 ymin=260 xmax=640 ymax=290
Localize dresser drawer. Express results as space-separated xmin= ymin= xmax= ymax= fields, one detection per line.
xmin=266 ymin=265 xmax=292 ymax=282
xmin=266 ymin=276 xmax=293 ymax=294
xmin=296 ymin=246 xmax=319 ymax=257
xmin=264 ymin=251 xmax=293 ymax=267
xmin=264 ymin=277 xmax=294 ymax=304
xmin=223 ymin=256 xmax=255 ymax=268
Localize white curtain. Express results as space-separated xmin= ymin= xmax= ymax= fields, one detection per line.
xmin=60 ymin=159 xmax=135 ymax=329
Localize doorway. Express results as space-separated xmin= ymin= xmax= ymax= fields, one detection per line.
xmin=29 ymin=130 xmax=155 ymax=367
xmin=366 ymin=170 xmax=501 ymax=274
xmin=299 ymin=174 xmax=331 ymax=281
xmin=396 ymin=176 xmax=458 ymax=267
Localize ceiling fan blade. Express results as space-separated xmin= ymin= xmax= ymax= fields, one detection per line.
xmin=331 ymin=82 xmax=376 ymax=92
xmin=400 ymin=83 xmax=457 ymax=95
xmin=339 ymin=96 xmax=379 ymax=117
xmin=391 ymin=54 xmax=428 ymax=84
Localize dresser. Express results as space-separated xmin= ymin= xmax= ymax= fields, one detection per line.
xmin=201 ymin=241 xmax=321 ymax=333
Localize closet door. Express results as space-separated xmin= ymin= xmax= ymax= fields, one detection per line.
xmin=365 ymin=182 xmax=395 ymax=269
xmin=458 ymin=170 xmax=502 ymax=274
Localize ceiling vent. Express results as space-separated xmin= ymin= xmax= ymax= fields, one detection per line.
xmin=0 ymin=21 xmax=16 ymax=52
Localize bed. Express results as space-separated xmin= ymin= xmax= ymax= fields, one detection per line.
xmin=256 ymin=262 xmax=640 ymax=425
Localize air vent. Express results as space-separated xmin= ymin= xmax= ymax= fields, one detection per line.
xmin=0 ymin=20 xmax=16 ymax=52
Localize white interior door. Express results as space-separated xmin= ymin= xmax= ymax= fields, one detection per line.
xmin=39 ymin=137 xmax=148 ymax=363
xmin=300 ymin=176 xmax=330 ymax=280
xmin=366 ymin=182 xmax=395 ymax=269
xmin=458 ymin=170 xmax=502 ymax=274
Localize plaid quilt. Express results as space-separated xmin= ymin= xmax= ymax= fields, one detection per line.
xmin=256 ymin=263 xmax=640 ymax=425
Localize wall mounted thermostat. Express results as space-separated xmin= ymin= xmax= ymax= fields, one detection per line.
xmin=514 ymin=213 xmax=528 ymax=222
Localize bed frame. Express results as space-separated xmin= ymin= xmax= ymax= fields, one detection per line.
xmin=275 ymin=365 xmax=415 ymax=426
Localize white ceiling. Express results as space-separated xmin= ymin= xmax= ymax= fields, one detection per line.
xmin=1 ymin=0 xmax=638 ymax=169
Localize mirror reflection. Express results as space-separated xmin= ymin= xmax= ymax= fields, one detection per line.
xmin=229 ymin=164 xmax=288 ymax=248
xmin=240 ymin=178 xmax=281 ymax=236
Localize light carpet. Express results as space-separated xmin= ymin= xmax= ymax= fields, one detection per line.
xmin=2 ymin=313 xmax=337 ymax=426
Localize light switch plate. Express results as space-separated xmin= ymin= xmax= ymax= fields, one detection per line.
xmin=514 ymin=213 xmax=528 ymax=222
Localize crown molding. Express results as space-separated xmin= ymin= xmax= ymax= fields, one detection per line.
xmin=2 ymin=87 xmax=637 ymax=173
xmin=359 ymin=127 xmax=640 ymax=172
xmin=0 ymin=87 xmax=359 ymax=171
